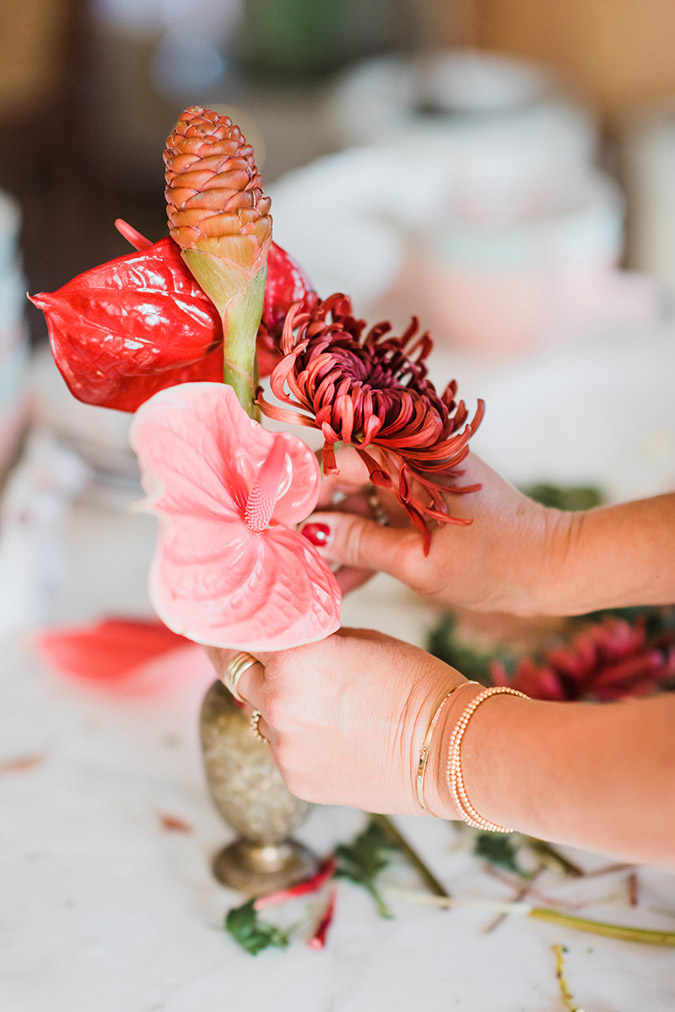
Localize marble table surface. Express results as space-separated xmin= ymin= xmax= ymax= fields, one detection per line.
xmin=1 ymin=494 xmax=674 ymax=1012
xmin=2 ymin=318 xmax=675 ymax=1011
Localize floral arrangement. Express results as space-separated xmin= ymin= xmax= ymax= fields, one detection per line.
xmin=30 ymin=106 xmax=483 ymax=651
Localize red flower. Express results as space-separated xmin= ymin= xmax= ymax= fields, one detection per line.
xmin=258 ymin=294 xmax=484 ymax=550
xmin=30 ymin=231 xmax=316 ymax=412
xmin=490 ymin=616 xmax=675 ymax=702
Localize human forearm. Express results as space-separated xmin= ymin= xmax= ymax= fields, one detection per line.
xmin=539 ymin=494 xmax=675 ymax=616
xmin=429 ymin=689 xmax=675 ymax=865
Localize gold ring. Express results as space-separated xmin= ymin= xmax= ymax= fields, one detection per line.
xmin=365 ymin=485 xmax=389 ymax=526
xmin=250 ymin=709 xmax=268 ymax=743
xmin=222 ymin=651 xmax=260 ymax=702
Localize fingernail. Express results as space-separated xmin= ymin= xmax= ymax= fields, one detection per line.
xmin=301 ymin=522 xmax=332 ymax=547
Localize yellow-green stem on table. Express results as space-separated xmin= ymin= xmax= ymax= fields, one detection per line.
xmin=390 ymin=888 xmax=675 ymax=946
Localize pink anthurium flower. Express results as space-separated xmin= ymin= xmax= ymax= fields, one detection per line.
xmin=130 ymin=381 xmax=341 ymax=651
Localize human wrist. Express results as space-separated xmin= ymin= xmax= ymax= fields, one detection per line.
xmin=422 ymin=681 xmax=483 ymax=820
xmin=510 ymin=504 xmax=580 ymax=617
xmin=425 ymin=685 xmax=536 ymax=829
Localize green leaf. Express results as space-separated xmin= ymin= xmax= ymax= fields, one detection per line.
xmin=225 ymin=898 xmax=298 ymax=955
xmin=426 ymin=613 xmax=497 ymax=685
xmin=522 ymin=481 xmax=603 ymax=511
xmin=473 ymin=832 xmax=530 ymax=877
xmin=334 ymin=818 xmax=400 ymax=918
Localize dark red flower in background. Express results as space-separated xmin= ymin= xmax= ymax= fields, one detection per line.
xmin=258 ymin=294 xmax=485 ymax=550
xmin=491 ymin=616 xmax=675 ymax=702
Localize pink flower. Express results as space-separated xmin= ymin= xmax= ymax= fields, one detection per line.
xmin=130 ymin=382 xmax=341 ymax=650
xmin=258 ymin=295 xmax=484 ymax=551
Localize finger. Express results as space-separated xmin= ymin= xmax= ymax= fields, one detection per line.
xmin=300 ymin=510 xmax=421 ymax=579
xmin=316 ymin=446 xmax=371 ymax=508
xmin=205 ymin=645 xmax=233 ymax=671
xmin=219 ymin=650 xmax=266 ymax=706
xmin=334 ymin=564 xmax=375 ymax=596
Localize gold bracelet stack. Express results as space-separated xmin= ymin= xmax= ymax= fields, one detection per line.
xmin=416 ymin=681 xmax=478 ymax=816
xmin=446 ymin=686 xmax=528 ymax=833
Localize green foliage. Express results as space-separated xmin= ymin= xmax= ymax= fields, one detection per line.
xmin=473 ymin=832 xmax=530 ymax=877
xmin=427 ymin=613 xmax=507 ymax=685
xmin=225 ymin=898 xmax=301 ymax=955
xmin=335 ymin=818 xmax=400 ymax=918
xmin=522 ymin=482 xmax=603 ymax=511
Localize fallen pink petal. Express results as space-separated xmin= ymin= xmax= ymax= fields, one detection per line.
xmin=130 ymin=382 xmax=341 ymax=651
xmin=34 ymin=617 xmax=189 ymax=682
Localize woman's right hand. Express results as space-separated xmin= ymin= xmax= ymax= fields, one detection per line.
xmin=302 ymin=448 xmax=572 ymax=616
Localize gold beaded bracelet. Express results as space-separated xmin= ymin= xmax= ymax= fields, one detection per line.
xmin=446 ymin=685 xmax=528 ymax=833
xmin=416 ymin=681 xmax=479 ymax=816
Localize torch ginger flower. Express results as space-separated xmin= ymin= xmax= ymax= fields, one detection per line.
xmin=164 ymin=106 xmax=273 ymax=415
xmin=259 ymin=294 xmax=485 ymax=550
xmin=130 ymin=382 xmax=341 ymax=650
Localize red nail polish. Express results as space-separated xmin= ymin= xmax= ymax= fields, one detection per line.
xmin=301 ymin=522 xmax=332 ymax=547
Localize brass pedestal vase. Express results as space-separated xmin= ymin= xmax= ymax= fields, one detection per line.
xmin=200 ymin=680 xmax=315 ymax=895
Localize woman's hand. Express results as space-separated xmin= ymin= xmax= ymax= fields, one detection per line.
xmin=302 ymin=447 xmax=570 ymax=616
xmin=304 ymin=448 xmax=675 ymax=618
xmin=207 ymin=628 xmax=469 ymax=817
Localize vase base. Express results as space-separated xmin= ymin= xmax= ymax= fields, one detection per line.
xmin=212 ymin=838 xmax=316 ymax=895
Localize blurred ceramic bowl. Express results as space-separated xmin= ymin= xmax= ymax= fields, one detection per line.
xmin=457 ymin=323 xmax=675 ymax=503
xmin=327 ymin=50 xmax=597 ymax=224
xmin=408 ymin=171 xmax=632 ymax=353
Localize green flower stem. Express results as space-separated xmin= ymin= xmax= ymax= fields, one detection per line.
xmin=373 ymin=814 xmax=451 ymax=902
xmin=182 ymin=248 xmax=267 ymax=419
xmin=220 ymin=286 xmax=263 ymax=419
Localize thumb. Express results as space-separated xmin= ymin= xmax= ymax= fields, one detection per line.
xmin=300 ymin=511 xmax=419 ymax=581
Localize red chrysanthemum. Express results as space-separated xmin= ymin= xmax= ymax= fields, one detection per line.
xmin=491 ymin=616 xmax=675 ymax=702
xmin=258 ymin=294 xmax=485 ymax=550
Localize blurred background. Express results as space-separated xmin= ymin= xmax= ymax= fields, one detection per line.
xmin=1 ymin=0 xmax=675 ymax=633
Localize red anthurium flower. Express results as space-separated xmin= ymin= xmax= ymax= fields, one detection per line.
xmin=30 ymin=229 xmax=316 ymax=413
xmin=129 ymin=381 xmax=341 ymax=650
xmin=258 ymin=294 xmax=485 ymax=551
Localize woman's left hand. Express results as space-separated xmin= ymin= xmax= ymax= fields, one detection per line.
xmin=207 ymin=628 xmax=468 ymax=818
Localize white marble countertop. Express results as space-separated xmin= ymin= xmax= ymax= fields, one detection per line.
xmin=1 ymin=492 xmax=675 ymax=1012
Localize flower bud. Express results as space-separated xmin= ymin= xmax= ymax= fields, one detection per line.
xmin=164 ymin=106 xmax=272 ymax=268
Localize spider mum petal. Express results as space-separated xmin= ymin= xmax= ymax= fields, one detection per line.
xmin=259 ymin=295 xmax=484 ymax=547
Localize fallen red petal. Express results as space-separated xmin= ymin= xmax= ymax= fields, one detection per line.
xmin=308 ymin=888 xmax=338 ymax=950
xmin=254 ymin=856 xmax=338 ymax=910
